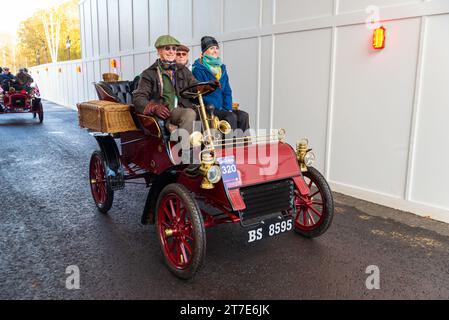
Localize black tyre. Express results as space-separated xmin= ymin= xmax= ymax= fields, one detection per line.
xmin=37 ymin=101 xmax=44 ymax=123
xmin=293 ymin=166 xmax=334 ymax=238
xmin=89 ymin=150 xmax=114 ymax=213
xmin=155 ymin=183 xmax=206 ymax=280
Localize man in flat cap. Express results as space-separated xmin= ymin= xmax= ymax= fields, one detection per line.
xmin=176 ymin=45 xmax=190 ymax=68
xmin=133 ymin=35 xmax=198 ymax=134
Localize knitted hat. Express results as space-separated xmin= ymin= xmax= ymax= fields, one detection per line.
xmin=201 ymin=36 xmax=219 ymax=53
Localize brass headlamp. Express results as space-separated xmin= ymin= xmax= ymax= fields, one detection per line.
xmin=296 ymin=138 xmax=315 ymax=172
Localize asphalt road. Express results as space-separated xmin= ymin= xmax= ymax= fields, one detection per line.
xmin=1 ymin=101 xmax=449 ymax=300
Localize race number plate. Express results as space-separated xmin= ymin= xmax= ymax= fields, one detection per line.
xmin=217 ymin=156 xmax=241 ymax=189
xmin=247 ymin=216 xmax=293 ymax=243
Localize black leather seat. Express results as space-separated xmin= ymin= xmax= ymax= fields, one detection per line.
xmin=94 ymin=78 xmax=170 ymax=140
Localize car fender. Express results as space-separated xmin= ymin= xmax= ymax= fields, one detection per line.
xmin=141 ymin=168 xmax=180 ymax=225
xmin=93 ymin=134 xmax=125 ymax=191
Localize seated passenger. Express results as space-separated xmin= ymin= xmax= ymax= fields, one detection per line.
xmin=192 ymin=36 xmax=250 ymax=134
xmin=132 ymin=35 xmax=199 ymax=135
xmin=176 ymin=45 xmax=190 ymax=69
xmin=16 ymin=68 xmax=34 ymax=92
xmin=0 ymin=67 xmax=16 ymax=91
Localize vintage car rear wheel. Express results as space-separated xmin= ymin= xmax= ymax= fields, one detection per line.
xmin=37 ymin=101 xmax=44 ymax=123
xmin=89 ymin=150 xmax=114 ymax=213
xmin=155 ymin=183 xmax=206 ymax=280
xmin=293 ymin=167 xmax=334 ymax=238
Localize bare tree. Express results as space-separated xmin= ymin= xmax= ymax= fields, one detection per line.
xmin=42 ymin=10 xmax=61 ymax=63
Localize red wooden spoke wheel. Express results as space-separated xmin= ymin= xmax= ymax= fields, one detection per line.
xmin=156 ymin=183 xmax=206 ymax=280
xmin=293 ymin=167 xmax=334 ymax=238
xmin=89 ymin=151 xmax=114 ymax=213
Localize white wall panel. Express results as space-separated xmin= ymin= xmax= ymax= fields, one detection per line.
xmin=169 ymin=0 xmax=192 ymax=41
xmin=222 ymin=38 xmax=259 ymax=130
xmin=134 ymin=53 xmax=151 ymax=74
xmin=149 ymin=0 xmax=168 ymax=47
xmin=276 ymin=0 xmax=333 ymax=24
xmin=121 ymin=55 xmax=135 ymax=80
xmin=262 ymin=0 xmax=274 ymax=26
xmin=79 ymin=4 xmax=87 ymax=58
xmin=83 ymin=1 xmax=93 ymax=58
xmin=411 ymin=14 xmax=449 ymax=208
xmin=94 ymin=60 xmax=102 ymax=83
xmin=193 ymin=0 xmax=221 ymax=38
xmin=108 ymin=0 xmax=121 ymax=54
xmin=192 ymin=45 xmax=201 ymax=64
xmin=133 ymin=0 xmax=150 ymax=50
xmin=91 ymin=0 xmax=100 ymax=57
xmin=76 ymin=64 xmax=85 ymax=103
xmin=330 ymin=19 xmax=421 ymax=197
xmin=97 ymin=0 xmax=109 ymax=55
xmin=224 ymin=0 xmax=260 ymax=32
xmin=259 ymin=36 xmax=272 ymax=130
xmin=100 ymin=59 xmax=110 ymax=75
xmin=86 ymin=61 xmax=96 ymax=100
xmin=119 ymin=0 xmax=134 ymax=51
xmin=338 ymin=0 xmax=421 ymax=14
xmin=150 ymin=51 xmax=159 ymax=65
xmin=273 ymin=29 xmax=332 ymax=172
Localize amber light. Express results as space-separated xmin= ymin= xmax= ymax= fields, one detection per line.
xmin=110 ymin=59 xmax=118 ymax=69
xmin=76 ymin=66 xmax=82 ymax=73
xmin=373 ymin=26 xmax=386 ymax=49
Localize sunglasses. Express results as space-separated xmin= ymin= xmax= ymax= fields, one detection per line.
xmin=176 ymin=52 xmax=187 ymax=57
xmin=163 ymin=46 xmax=178 ymax=51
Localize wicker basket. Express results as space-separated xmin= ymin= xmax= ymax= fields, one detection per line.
xmin=77 ymin=100 xmax=138 ymax=133
xmin=102 ymin=73 xmax=119 ymax=82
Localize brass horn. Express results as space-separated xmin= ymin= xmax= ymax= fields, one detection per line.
xmin=212 ymin=116 xmax=232 ymax=135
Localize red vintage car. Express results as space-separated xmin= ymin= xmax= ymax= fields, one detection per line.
xmin=84 ymin=81 xmax=334 ymax=279
xmin=0 ymin=80 xmax=43 ymax=123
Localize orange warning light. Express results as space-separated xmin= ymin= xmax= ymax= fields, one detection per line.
xmin=373 ymin=26 xmax=386 ymax=50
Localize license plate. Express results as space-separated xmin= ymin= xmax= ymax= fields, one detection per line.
xmin=15 ymin=108 xmax=23 ymax=112
xmin=217 ymin=156 xmax=241 ymax=189
xmin=247 ymin=216 xmax=293 ymax=243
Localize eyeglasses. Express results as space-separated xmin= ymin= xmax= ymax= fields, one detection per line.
xmin=176 ymin=52 xmax=187 ymax=57
xmin=163 ymin=46 xmax=178 ymax=52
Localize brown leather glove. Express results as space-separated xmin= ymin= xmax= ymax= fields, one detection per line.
xmin=196 ymin=84 xmax=216 ymax=94
xmin=143 ymin=101 xmax=170 ymax=119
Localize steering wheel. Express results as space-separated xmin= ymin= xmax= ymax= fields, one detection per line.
xmin=180 ymin=81 xmax=219 ymax=99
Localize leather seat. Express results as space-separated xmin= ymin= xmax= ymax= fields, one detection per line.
xmin=94 ymin=79 xmax=170 ymax=140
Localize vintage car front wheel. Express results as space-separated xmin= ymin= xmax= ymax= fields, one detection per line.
xmin=293 ymin=167 xmax=334 ymax=238
xmin=89 ymin=151 xmax=114 ymax=213
xmin=155 ymin=183 xmax=206 ymax=280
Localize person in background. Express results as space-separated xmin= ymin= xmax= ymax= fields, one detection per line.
xmin=176 ymin=45 xmax=190 ymax=68
xmin=192 ymin=36 xmax=249 ymax=133
xmin=16 ymin=68 xmax=34 ymax=91
xmin=0 ymin=67 xmax=16 ymax=91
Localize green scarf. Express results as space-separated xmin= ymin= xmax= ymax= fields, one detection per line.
xmin=202 ymin=55 xmax=222 ymax=80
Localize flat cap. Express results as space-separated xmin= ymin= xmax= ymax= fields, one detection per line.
xmin=177 ymin=44 xmax=190 ymax=52
xmin=155 ymin=35 xmax=180 ymax=48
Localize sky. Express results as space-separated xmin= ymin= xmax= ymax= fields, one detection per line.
xmin=0 ymin=0 xmax=62 ymax=40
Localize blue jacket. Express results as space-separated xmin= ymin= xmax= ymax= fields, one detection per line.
xmin=192 ymin=59 xmax=232 ymax=111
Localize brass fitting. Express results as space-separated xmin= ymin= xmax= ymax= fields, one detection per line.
xmin=296 ymin=139 xmax=309 ymax=172
xmin=199 ymin=151 xmax=215 ymax=189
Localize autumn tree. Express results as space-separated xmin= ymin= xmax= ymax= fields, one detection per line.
xmin=16 ymin=0 xmax=81 ymax=67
